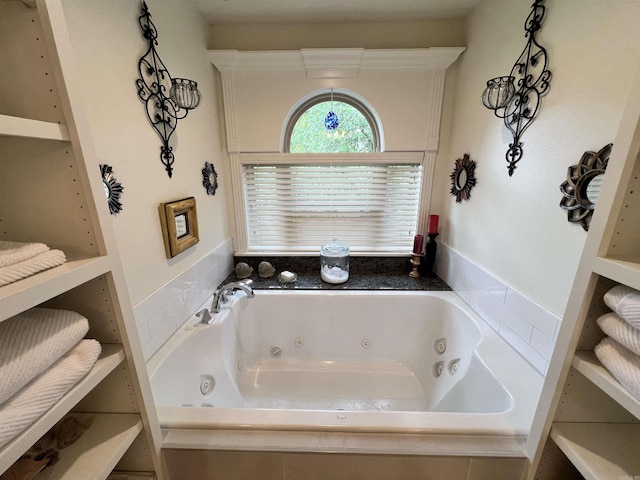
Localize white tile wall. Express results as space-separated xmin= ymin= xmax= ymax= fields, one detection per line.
xmin=436 ymin=244 xmax=560 ymax=375
xmin=134 ymin=239 xmax=234 ymax=360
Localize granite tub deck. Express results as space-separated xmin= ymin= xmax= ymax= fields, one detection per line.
xmin=225 ymin=256 xmax=451 ymax=291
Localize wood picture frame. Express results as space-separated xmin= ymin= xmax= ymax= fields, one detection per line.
xmin=159 ymin=197 xmax=199 ymax=258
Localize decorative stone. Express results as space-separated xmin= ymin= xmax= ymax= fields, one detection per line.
xmin=258 ymin=261 xmax=276 ymax=278
xmin=234 ymin=262 xmax=253 ymax=279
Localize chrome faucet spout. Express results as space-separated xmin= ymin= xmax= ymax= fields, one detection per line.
xmin=211 ymin=279 xmax=254 ymax=313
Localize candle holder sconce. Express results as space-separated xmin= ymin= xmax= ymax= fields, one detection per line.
xmin=136 ymin=1 xmax=201 ymax=178
xmin=481 ymin=0 xmax=552 ymax=176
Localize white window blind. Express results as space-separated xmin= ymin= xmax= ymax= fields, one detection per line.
xmin=240 ymin=154 xmax=424 ymax=253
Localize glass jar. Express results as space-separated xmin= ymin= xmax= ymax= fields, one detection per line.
xmin=320 ymin=238 xmax=349 ymax=284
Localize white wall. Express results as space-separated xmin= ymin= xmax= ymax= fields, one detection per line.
xmin=59 ymin=0 xmax=233 ymax=305
xmin=438 ymin=0 xmax=640 ymax=317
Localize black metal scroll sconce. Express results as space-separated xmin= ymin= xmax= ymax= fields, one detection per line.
xmin=135 ymin=1 xmax=201 ymax=178
xmin=481 ymin=0 xmax=552 ymax=176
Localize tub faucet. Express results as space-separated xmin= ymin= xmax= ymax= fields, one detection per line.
xmin=212 ymin=279 xmax=254 ymax=313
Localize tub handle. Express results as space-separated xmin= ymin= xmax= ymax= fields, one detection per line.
xmin=196 ymin=308 xmax=213 ymax=325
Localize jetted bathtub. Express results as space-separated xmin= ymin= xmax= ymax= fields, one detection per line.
xmin=148 ymin=290 xmax=543 ymax=455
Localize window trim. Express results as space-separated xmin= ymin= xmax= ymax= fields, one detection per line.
xmin=281 ymin=89 xmax=384 ymax=153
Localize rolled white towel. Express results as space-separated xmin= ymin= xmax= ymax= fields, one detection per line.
xmin=603 ymin=284 xmax=640 ymax=329
xmin=0 ymin=241 xmax=49 ymax=268
xmin=0 ymin=308 xmax=89 ymax=406
xmin=597 ymin=312 xmax=640 ymax=356
xmin=0 ymin=339 xmax=101 ymax=450
xmin=595 ymin=337 xmax=640 ymax=401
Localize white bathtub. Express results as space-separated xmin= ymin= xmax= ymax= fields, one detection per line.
xmin=148 ymin=290 xmax=543 ymax=455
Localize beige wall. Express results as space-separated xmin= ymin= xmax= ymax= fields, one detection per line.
xmin=60 ymin=0 xmax=232 ymax=305
xmin=208 ymin=21 xmax=466 ymax=50
xmin=438 ymin=0 xmax=640 ymax=316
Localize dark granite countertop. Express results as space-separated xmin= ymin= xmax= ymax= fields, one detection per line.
xmin=221 ymin=256 xmax=451 ymax=291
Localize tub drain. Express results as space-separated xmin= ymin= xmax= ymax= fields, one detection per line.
xmin=199 ymin=375 xmax=215 ymax=396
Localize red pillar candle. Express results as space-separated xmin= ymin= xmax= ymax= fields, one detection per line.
xmin=412 ymin=234 xmax=424 ymax=254
xmin=428 ymin=215 xmax=439 ymax=234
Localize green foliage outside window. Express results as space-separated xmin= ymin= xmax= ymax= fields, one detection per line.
xmin=289 ymin=101 xmax=375 ymax=153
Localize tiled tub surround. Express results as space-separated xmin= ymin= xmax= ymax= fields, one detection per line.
xmin=134 ymin=239 xmax=234 ymax=360
xmin=436 ymin=244 xmax=560 ymax=375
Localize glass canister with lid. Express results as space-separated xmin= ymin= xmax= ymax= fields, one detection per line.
xmin=320 ymin=238 xmax=349 ymax=284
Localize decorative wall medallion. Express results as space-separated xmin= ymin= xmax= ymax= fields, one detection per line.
xmin=559 ymin=143 xmax=612 ymax=231
xmin=202 ymin=162 xmax=219 ymax=195
xmin=449 ymin=154 xmax=477 ymax=203
xmin=100 ymin=164 xmax=124 ymax=215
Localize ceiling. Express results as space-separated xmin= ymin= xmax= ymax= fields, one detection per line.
xmin=188 ymin=0 xmax=480 ymax=25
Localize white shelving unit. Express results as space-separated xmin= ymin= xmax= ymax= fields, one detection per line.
xmin=0 ymin=1 xmax=163 ymax=479
xmin=525 ymin=64 xmax=640 ymax=479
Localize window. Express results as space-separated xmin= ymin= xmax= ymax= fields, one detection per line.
xmin=283 ymin=91 xmax=382 ymax=153
xmin=238 ymin=153 xmax=426 ymax=254
xmin=231 ymin=91 xmax=428 ymax=255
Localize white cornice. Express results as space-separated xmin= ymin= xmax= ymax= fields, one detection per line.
xmin=208 ymin=47 xmax=465 ymax=78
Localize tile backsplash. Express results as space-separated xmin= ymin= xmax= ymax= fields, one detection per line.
xmin=134 ymin=239 xmax=234 ymax=360
xmin=436 ymin=244 xmax=559 ymax=375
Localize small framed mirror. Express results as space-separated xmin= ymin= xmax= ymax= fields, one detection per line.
xmin=159 ymin=197 xmax=199 ymax=258
xmin=560 ymin=143 xmax=612 ymax=231
xmin=449 ymin=153 xmax=477 ymax=203
xmin=202 ymin=161 xmax=219 ymax=195
xmin=99 ymin=164 xmax=124 ymax=214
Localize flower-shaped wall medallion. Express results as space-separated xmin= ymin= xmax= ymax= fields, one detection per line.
xmin=100 ymin=164 xmax=124 ymax=215
xmin=559 ymin=143 xmax=612 ymax=231
xmin=202 ymin=162 xmax=219 ymax=195
xmin=449 ymin=154 xmax=477 ymax=203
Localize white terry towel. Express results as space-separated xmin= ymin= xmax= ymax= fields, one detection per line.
xmin=0 ymin=339 xmax=101 ymax=450
xmin=603 ymin=284 xmax=640 ymax=329
xmin=597 ymin=312 xmax=640 ymax=356
xmin=0 ymin=308 xmax=89 ymax=406
xmin=0 ymin=249 xmax=66 ymax=287
xmin=0 ymin=241 xmax=49 ymax=268
xmin=595 ymin=337 xmax=640 ymax=401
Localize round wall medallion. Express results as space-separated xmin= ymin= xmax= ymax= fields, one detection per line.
xmin=100 ymin=164 xmax=124 ymax=215
xmin=202 ymin=161 xmax=219 ymax=195
xmin=449 ymin=153 xmax=477 ymax=203
xmin=559 ymin=143 xmax=612 ymax=231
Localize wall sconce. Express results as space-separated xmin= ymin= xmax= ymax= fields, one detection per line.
xmin=135 ymin=1 xmax=201 ymax=178
xmin=481 ymin=0 xmax=552 ymax=176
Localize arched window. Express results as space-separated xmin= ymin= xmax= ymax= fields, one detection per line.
xmin=283 ymin=90 xmax=383 ymax=153
xmin=237 ymin=91 xmax=426 ymax=254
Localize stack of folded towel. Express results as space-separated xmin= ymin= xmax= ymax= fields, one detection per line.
xmin=0 ymin=308 xmax=101 ymax=449
xmin=595 ymin=284 xmax=640 ymax=401
xmin=0 ymin=241 xmax=66 ymax=287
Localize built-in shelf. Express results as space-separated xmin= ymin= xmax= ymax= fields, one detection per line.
xmin=0 ymin=254 xmax=111 ymax=322
xmin=107 ymin=473 xmax=156 ymax=480
xmin=0 ymin=345 xmax=125 ymax=474
xmin=573 ymin=351 xmax=640 ymax=419
xmin=593 ymin=256 xmax=640 ymax=291
xmin=0 ymin=114 xmax=70 ymax=141
xmin=42 ymin=413 xmax=143 ymax=480
xmin=550 ymin=423 xmax=640 ymax=480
